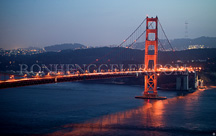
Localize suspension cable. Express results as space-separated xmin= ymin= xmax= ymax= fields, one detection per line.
xmin=158 ymin=19 xmax=179 ymax=61
xmin=118 ymin=18 xmax=147 ymax=47
xmin=158 ymin=39 xmax=166 ymax=51
xmin=85 ymin=17 xmax=147 ymax=67
xmin=158 ymin=20 xmax=175 ymax=52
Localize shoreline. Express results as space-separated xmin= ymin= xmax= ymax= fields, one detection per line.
xmin=207 ymin=86 xmax=216 ymax=89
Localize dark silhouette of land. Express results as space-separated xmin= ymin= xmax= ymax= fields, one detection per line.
xmin=0 ymin=47 xmax=216 ymax=72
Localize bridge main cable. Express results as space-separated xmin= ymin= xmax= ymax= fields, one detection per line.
xmin=158 ymin=19 xmax=179 ymax=60
xmin=118 ymin=17 xmax=147 ymax=47
xmin=85 ymin=17 xmax=147 ymax=67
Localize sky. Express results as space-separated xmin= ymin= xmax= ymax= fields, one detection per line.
xmin=0 ymin=0 xmax=216 ymax=49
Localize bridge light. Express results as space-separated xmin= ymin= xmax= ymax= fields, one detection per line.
xmin=96 ymin=59 xmax=99 ymax=61
xmin=67 ymin=71 xmax=70 ymax=75
xmin=10 ymin=75 xmax=14 ymax=79
xmin=47 ymin=72 xmax=50 ymax=76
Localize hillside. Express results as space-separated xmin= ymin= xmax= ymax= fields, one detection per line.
xmin=44 ymin=43 xmax=87 ymax=52
xmin=0 ymin=47 xmax=216 ymax=72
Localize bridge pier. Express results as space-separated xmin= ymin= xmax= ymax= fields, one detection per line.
xmin=135 ymin=73 xmax=167 ymax=100
xmin=193 ymin=72 xmax=198 ymax=89
xmin=176 ymin=75 xmax=189 ymax=91
xmin=197 ymin=79 xmax=204 ymax=88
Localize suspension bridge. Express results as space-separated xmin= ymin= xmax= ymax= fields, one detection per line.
xmin=0 ymin=16 xmax=200 ymax=99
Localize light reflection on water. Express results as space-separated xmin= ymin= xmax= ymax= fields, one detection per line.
xmin=47 ymin=89 xmax=215 ymax=136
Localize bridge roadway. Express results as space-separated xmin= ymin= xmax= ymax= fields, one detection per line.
xmin=0 ymin=69 xmax=192 ymax=89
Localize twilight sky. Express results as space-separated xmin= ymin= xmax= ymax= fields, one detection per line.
xmin=0 ymin=0 xmax=216 ymax=49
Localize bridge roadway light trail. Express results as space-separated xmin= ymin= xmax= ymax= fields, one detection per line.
xmin=1 ymin=67 xmax=194 ymax=82
xmin=0 ymin=66 xmax=197 ymax=90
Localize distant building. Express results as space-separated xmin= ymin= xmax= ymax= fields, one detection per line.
xmin=0 ymin=48 xmax=46 ymax=56
xmin=188 ymin=45 xmax=205 ymax=50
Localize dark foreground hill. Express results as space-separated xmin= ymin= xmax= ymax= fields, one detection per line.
xmin=0 ymin=47 xmax=216 ymax=72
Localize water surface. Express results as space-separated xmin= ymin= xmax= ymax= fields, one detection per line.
xmin=0 ymin=82 xmax=215 ymax=136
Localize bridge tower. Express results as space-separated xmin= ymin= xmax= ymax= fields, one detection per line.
xmin=143 ymin=16 xmax=158 ymax=98
xmin=145 ymin=16 xmax=158 ymax=71
xmin=136 ymin=16 xmax=164 ymax=99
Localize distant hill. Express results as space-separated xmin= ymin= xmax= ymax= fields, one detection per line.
xmin=170 ymin=36 xmax=216 ymax=50
xmin=132 ymin=36 xmax=216 ymax=51
xmin=44 ymin=43 xmax=87 ymax=52
xmin=132 ymin=42 xmax=144 ymax=50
